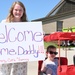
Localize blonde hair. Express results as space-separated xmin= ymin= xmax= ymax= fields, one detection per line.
xmin=6 ymin=1 xmax=27 ymax=22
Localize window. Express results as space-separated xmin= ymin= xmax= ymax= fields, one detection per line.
xmin=57 ymin=21 xmax=63 ymax=31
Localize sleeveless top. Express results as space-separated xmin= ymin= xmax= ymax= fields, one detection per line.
xmin=1 ymin=19 xmax=6 ymax=23
xmin=43 ymin=59 xmax=58 ymax=75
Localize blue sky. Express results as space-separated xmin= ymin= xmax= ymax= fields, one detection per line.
xmin=0 ymin=0 xmax=60 ymax=22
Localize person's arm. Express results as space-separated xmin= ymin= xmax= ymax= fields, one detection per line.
xmin=47 ymin=74 xmax=51 ymax=75
xmin=41 ymin=61 xmax=46 ymax=72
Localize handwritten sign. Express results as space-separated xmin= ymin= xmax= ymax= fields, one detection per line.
xmin=0 ymin=22 xmax=45 ymax=64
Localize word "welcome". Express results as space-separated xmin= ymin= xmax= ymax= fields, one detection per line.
xmin=0 ymin=25 xmax=43 ymax=43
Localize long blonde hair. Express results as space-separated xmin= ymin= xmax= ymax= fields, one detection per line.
xmin=6 ymin=1 xmax=27 ymax=22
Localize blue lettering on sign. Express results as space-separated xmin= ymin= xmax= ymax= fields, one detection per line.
xmin=0 ymin=24 xmax=43 ymax=59
xmin=0 ymin=44 xmax=39 ymax=58
xmin=0 ymin=25 xmax=43 ymax=43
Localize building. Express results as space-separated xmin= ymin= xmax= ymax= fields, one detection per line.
xmin=32 ymin=0 xmax=75 ymax=35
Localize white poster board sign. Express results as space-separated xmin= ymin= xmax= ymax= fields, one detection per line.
xmin=0 ymin=22 xmax=45 ymax=64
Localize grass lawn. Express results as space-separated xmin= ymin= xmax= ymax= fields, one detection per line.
xmin=44 ymin=42 xmax=58 ymax=49
xmin=44 ymin=41 xmax=75 ymax=49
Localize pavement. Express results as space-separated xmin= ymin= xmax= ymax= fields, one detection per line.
xmin=27 ymin=48 xmax=75 ymax=75
xmin=56 ymin=47 xmax=75 ymax=65
xmin=27 ymin=61 xmax=38 ymax=75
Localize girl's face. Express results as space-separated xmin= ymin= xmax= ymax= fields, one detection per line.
xmin=47 ymin=48 xmax=58 ymax=60
xmin=13 ymin=4 xmax=24 ymax=20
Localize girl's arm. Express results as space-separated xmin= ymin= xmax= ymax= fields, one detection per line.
xmin=41 ymin=61 xmax=46 ymax=72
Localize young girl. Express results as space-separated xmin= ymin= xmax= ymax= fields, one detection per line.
xmin=2 ymin=1 xmax=27 ymax=22
xmin=1 ymin=1 xmax=27 ymax=75
xmin=41 ymin=45 xmax=58 ymax=75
